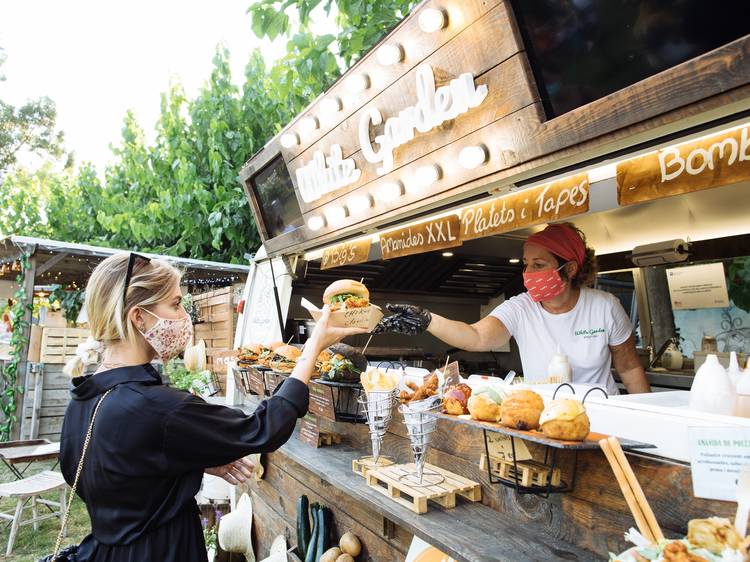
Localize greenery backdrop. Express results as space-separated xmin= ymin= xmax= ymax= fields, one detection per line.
xmin=0 ymin=0 xmax=416 ymax=263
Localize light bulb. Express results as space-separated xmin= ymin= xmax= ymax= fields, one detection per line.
xmin=299 ymin=116 xmax=319 ymax=135
xmin=442 ymin=252 xmax=454 ymax=258
xmin=376 ymin=44 xmax=404 ymax=66
xmin=458 ymin=145 xmax=488 ymax=169
xmin=307 ymin=216 xmax=325 ymax=231
xmin=348 ymin=194 xmax=373 ymax=214
xmin=378 ymin=181 xmax=404 ymax=203
xmin=419 ymin=8 xmax=446 ymax=33
xmin=509 ymin=258 xmax=520 ymax=264
xmin=320 ymin=96 xmax=342 ymax=114
xmin=346 ymin=74 xmax=370 ymax=93
xmin=415 ymin=164 xmax=441 ymax=188
xmin=280 ymin=132 xmax=299 ymax=148
xmin=326 ymin=205 xmax=348 ymax=225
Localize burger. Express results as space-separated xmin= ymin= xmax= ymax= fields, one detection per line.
xmin=324 ymin=280 xmax=370 ymax=312
xmin=237 ymin=343 xmax=263 ymax=365
xmin=318 ymin=343 xmax=367 ymax=382
xmin=258 ymin=342 xmax=284 ymax=367
xmin=269 ymin=344 xmax=302 ymax=373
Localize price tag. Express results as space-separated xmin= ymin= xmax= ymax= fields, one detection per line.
xmin=299 ymin=414 xmax=322 ymax=448
xmin=246 ymin=367 xmax=266 ymax=396
xmin=689 ymin=426 xmax=750 ymax=501
xmin=308 ymin=381 xmax=337 ymax=421
xmin=486 ymin=433 xmax=532 ymax=462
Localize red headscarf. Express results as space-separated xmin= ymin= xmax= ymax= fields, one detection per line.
xmin=525 ymin=224 xmax=586 ymax=266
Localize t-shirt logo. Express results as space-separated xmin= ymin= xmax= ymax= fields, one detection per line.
xmin=574 ymin=328 xmax=605 ymax=338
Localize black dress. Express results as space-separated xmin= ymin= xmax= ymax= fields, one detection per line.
xmin=59 ymin=364 xmax=308 ymax=562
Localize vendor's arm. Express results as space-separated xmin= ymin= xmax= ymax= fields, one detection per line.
xmin=427 ymin=314 xmax=511 ymax=352
xmin=611 ymin=335 xmax=651 ymax=394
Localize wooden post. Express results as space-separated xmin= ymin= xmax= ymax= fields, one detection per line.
xmin=10 ymin=249 xmax=37 ymax=441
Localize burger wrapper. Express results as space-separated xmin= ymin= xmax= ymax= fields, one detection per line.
xmin=302 ymin=298 xmax=383 ymax=330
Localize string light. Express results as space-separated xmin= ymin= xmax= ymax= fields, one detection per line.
xmin=346 ymin=74 xmax=370 ymax=93
xmin=320 ymin=97 xmax=342 ymax=114
xmin=377 ymin=44 xmax=404 ymax=66
xmin=458 ymin=144 xmax=488 ymax=169
xmin=280 ymin=132 xmax=299 ymax=148
xmin=419 ymin=8 xmax=447 ymax=33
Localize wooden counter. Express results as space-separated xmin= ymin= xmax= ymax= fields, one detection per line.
xmin=236 ymin=396 xmax=733 ymax=561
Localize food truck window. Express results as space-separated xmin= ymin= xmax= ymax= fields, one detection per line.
xmin=511 ymin=0 xmax=749 ymax=118
xmin=249 ymin=156 xmax=304 ymax=239
xmin=597 ymin=271 xmax=641 ymax=347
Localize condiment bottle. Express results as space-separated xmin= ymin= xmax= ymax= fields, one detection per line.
xmin=736 ymin=364 xmax=750 ymax=417
xmin=690 ymin=354 xmax=734 ymax=416
xmin=547 ymin=346 xmax=572 ymax=384
xmin=728 ymin=351 xmax=743 ymax=388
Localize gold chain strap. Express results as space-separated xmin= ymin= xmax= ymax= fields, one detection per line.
xmin=52 ymin=387 xmax=114 ymax=559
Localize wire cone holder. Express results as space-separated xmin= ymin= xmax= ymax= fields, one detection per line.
xmin=358 ymin=389 xmax=398 ymax=464
xmin=399 ymin=397 xmax=444 ymax=487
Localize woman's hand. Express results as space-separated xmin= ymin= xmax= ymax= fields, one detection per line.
xmin=205 ymin=457 xmax=255 ymax=485
xmin=306 ymin=305 xmax=368 ymax=352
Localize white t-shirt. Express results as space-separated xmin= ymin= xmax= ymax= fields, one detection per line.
xmin=490 ymin=288 xmax=633 ymax=395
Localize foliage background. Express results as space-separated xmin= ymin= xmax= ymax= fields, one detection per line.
xmin=0 ymin=0 xmax=416 ymax=263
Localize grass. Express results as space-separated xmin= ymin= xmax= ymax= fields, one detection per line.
xmin=0 ymin=459 xmax=90 ymax=562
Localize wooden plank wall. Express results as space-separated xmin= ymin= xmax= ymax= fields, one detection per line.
xmin=23 ymin=364 xmax=72 ymax=442
xmin=241 ymin=406 xmax=733 ymax=561
xmin=193 ymin=287 xmax=236 ymax=395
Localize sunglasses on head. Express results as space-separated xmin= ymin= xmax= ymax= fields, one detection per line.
xmin=122 ymin=253 xmax=152 ymax=307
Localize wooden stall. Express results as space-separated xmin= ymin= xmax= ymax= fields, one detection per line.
xmin=193 ymin=286 xmax=237 ymax=394
xmin=231 ymin=0 xmax=750 ymax=560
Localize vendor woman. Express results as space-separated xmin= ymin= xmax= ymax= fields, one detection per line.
xmin=375 ymin=223 xmax=651 ymax=395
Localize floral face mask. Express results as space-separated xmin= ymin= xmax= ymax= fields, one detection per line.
xmin=138 ymin=308 xmax=193 ymax=362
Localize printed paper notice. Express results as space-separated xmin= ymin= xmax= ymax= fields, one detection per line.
xmin=689 ymin=426 xmax=750 ymax=501
xmin=666 ymin=262 xmax=729 ymax=310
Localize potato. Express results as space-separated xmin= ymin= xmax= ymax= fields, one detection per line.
xmin=320 ymin=547 xmax=342 ymax=562
xmin=339 ymin=532 xmax=362 ymax=556
xmin=336 ymin=555 xmax=355 ymax=562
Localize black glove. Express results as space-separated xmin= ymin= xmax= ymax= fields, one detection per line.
xmin=373 ymin=304 xmax=432 ymax=335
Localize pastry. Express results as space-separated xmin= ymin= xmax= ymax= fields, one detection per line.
xmin=467 ymin=392 xmax=502 ymax=422
xmin=500 ymin=390 xmax=544 ymax=430
xmin=539 ymin=398 xmax=590 ymax=441
xmin=443 ymin=384 xmax=472 ymax=415
xmin=687 ymin=517 xmax=743 ymax=554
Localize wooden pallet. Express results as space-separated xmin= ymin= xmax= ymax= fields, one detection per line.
xmin=40 ymin=327 xmax=90 ymax=364
xmin=352 ymin=456 xmax=395 ymax=477
xmin=480 ymin=454 xmax=561 ymax=488
xmin=317 ymin=431 xmax=342 ymax=447
xmin=366 ymin=463 xmax=481 ymax=514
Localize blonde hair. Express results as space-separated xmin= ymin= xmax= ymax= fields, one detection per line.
xmin=63 ymin=252 xmax=183 ymax=377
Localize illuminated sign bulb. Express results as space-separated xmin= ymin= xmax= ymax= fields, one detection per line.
xmin=458 ymin=144 xmax=488 ymax=169
xmin=378 ymin=181 xmax=405 ymax=203
xmin=376 ymin=44 xmax=404 ymax=66
xmin=280 ymin=132 xmax=299 ymax=148
xmin=299 ymin=116 xmax=319 ymax=135
xmin=320 ymin=96 xmax=342 ymax=114
xmin=415 ymin=164 xmax=441 ymax=188
xmin=346 ymin=74 xmax=370 ymax=93
xmin=326 ymin=205 xmax=348 ymax=225
xmin=419 ymin=8 xmax=447 ymax=33
xmin=307 ymin=216 xmax=326 ymax=231
xmin=348 ymin=194 xmax=373 ymax=214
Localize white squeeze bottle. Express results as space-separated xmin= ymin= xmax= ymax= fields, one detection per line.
xmin=690 ymin=354 xmax=734 ymax=415
xmin=728 ymin=351 xmax=743 ymax=388
xmin=735 ymin=368 xmax=750 ymax=417
xmin=547 ymin=345 xmax=572 ymax=384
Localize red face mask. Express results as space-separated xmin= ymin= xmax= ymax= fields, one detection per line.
xmin=523 ymin=263 xmax=569 ymax=302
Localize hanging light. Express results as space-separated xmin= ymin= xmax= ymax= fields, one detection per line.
xmin=280 ymin=132 xmax=299 ymax=148
xmin=346 ymin=74 xmax=370 ymax=93
xmin=509 ymin=258 xmax=520 ymax=264
xmin=320 ymin=96 xmax=342 ymax=114
xmin=378 ymin=181 xmax=404 ymax=203
xmin=348 ymin=194 xmax=373 ymax=214
xmin=308 ymin=216 xmax=326 ymax=231
xmin=376 ymin=44 xmax=404 ymax=66
xmin=458 ymin=144 xmax=488 ymax=170
xmin=442 ymin=252 xmax=454 ymax=258
xmin=419 ymin=8 xmax=447 ymax=33
xmin=299 ymin=116 xmax=319 ymax=135
xmin=415 ymin=164 xmax=441 ymax=188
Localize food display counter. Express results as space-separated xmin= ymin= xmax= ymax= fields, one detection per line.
xmin=226 ymin=1 xmax=750 ymax=560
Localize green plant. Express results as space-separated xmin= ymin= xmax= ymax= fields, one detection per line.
xmin=1 ymin=254 xmax=30 ymax=441
xmin=165 ymin=359 xmax=215 ymax=394
xmin=729 ymin=257 xmax=750 ymax=313
xmin=48 ymin=284 xmax=85 ymax=324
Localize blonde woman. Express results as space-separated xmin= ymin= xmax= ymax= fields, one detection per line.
xmin=60 ymin=252 xmax=364 ymax=562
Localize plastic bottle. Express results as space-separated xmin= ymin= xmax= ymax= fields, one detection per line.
xmin=690 ymin=354 xmax=734 ymax=415
xmin=547 ymin=345 xmax=572 ymax=384
xmin=735 ymin=365 xmax=750 ymax=417
xmin=728 ymin=351 xmax=743 ymax=388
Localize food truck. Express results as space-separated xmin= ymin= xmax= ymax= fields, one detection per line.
xmin=228 ymin=1 xmax=750 ymax=560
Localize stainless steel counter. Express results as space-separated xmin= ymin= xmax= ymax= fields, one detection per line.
xmin=613 ymin=368 xmax=694 ymax=391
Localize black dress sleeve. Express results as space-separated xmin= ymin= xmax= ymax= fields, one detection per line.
xmin=163 ymin=377 xmax=308 ymax=472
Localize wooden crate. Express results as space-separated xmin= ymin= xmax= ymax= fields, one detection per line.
xmin=366 ymin=463 xmax=481 ymax=514
xmin=352 ymin=456 xmax=395 ymax=478
xmin=40 ymin=327 xmax=90 ymax=364
xmin=479 ymin=454 xmax=561 ymax=488
xmin=192 ymin=287 xmax=236 ymax=396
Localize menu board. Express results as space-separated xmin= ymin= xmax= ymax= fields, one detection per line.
xmin=308 ymin=381 xmax=337 ymax=421
xmin=460 ymin=173 xmax=589 ymax=241
xmin=299 ymin=414 xmax=322 ymax=448
xmin=244 ymin=367 xmax=267 ymax=396
xmin=321 ymin=238 xmax=371 ymax=270
xmin=380 ymin=215 xmax=462 ymax=260
xmin=666 ymin=262 xmax=729 ymax=310
xmin=617 ymin=125 xmax=750 ymax=206
xmin=213 ymin=350 xmax=239 ymax=375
